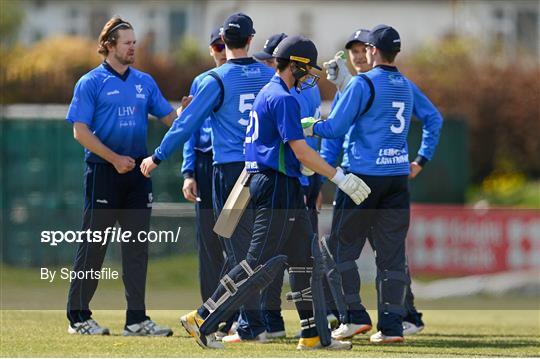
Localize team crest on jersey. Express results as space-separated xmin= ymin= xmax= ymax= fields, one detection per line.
xmin=135 ymin=84 xmax=146 ymax=99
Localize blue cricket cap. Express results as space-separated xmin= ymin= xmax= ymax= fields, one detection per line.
xmin=253 ymin=32 xmax=288 ymax=61
xmin=345 ymin=29 xmax=370 ymax=49
xmin=209 ymin=26 xmax=223 ymax=45
xmin=223 ymin=13 xmax=256 ymax=40
xmin=367 ymin=24 xmax=401 ymax=52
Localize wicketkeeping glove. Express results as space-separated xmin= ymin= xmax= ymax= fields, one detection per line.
xmin=323 ymin=51 xmax=353 ymax=93
xmin=301 ymin=117 xmax=318 ymax=137
xmin=330 ymin=167 xmax=371 ymax=205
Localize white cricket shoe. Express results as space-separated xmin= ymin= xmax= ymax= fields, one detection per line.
xmin=403 ymin=321 xmax=425 ymax=335
xmin=369 ymin=330 xmax=404 ymax=344
xmin=222 ymin=331 xmax=268 ymax=343
xmin=266 ymin=330 xmax=286 ymax=339
xmin=180 ymin=310 xmax=224 ymax=349
xmin=297 ymin=336 xmax=352 ymax=350
xmin=122 ymin=319 xmax=173 ymax=336
xmin=331 ymin=322 xmax=372 ymax=340
xmin=68 ymin=319 xmax=110 ymax=335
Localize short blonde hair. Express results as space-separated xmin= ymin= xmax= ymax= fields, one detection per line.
xmin=97 ymin=16 xmax=133 ymax=57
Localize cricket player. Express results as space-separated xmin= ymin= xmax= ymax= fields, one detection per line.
xmin=303 ymin=25 xmax=443 ymax=343
xmin=253 ymin=32 xmax=322 ymax=339
xmin=180 ymin=26 xmax=226 ymax=304
xmin=180 ymin=35 xmax=370 ymax=350
xmin=140 ymin=13 xmax=275 ymax=342
xmin=65 ymin=16 xmax=175 ymax=336
xmin=321 ymin=29 xmax=426 ymax=336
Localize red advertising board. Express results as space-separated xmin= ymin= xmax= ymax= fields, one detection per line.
xmin=407 ymin=205 xmax=540 ymax=275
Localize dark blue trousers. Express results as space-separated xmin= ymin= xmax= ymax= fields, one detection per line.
xmin=212 ymin=162 xmax=262 ymax=339
xmin=198 ymin=170 xmax=317 ymax=338
xmin=261 ymin=173 xmax=322 ymax=333
xmin=67 ymin=160 xmax=151 ymax=326
xmin=193 ymin=150 xmax=224 ymax=302
xmin=305 ymin=174 xmax=322 ymax=234
xmin=247 ymin=171 xmax=317 ymax=338
xmin=330 ymin=174 xmax=410 ymax=336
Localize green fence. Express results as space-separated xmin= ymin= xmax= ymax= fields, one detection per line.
xmin=0 ymin=117 xmax=196 ymax=267
xmin=408 ymin=117 xmax=469 ymax=203
xmin=0 ymin=114 xmax=468 ymax=267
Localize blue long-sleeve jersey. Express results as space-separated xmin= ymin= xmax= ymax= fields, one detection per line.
xmin=320 ymin=91 xmax=350 ymax=170
xmin=291 ymin=84 xmax=321 ymax=186
xmin=154 ymin=58 xmax=274 ymax=165
xmin=180 ymin=69 xmax=214 ymax=176
xmin=314 ymin=65 xmax=443 ymax=176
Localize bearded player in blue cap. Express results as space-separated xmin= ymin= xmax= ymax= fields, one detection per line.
xmin=140 ymin=13 xmax=275 ymax=342
xmin=303 ymin=24 xmax=442 ymax=343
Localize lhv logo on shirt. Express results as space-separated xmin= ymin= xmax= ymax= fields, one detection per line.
xmin=118 ymin=106 xmax=136 ymax=117
xmin=135 ymin=84 xmax=145 ymax=99
xmin=118 ymin=105 xmax=136 ymax=127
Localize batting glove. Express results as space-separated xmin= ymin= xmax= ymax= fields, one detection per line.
xmin=301 ymin=117 xmax=318 ymax=137
xmin=330 ymin=167 xmax=371 ymax=205
xmin=301 ymin=165 xmax=315 ymax=176
xmin=323 ymin=51 xmax=353 ymax=93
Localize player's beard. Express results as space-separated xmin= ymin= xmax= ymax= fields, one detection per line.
xmin=114 ymin=51 xmax=135 ymax=65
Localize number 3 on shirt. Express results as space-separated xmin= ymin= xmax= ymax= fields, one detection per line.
xmin=245 ymin=110 xmax=259 ymax=144
xmin=391 ymin=101 xmax=405 ymax=134
xmin=238 ymin=93 xmax=255 ymax=126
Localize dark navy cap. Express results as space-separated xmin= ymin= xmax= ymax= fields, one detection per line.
xmin=367 ymin=24 xmax=401 ymax=52
xmin=209 ymin=26 xmax=223 ymax=45
xmin=273 ymin=35 xmax=321 ymax=70
xmin=345 ymin=29 xmax=370 ymax=49
xmin=253 ymin=33 xmax=287 ymax=61
xmin=222 ymin=13 xmax=256 ymax=40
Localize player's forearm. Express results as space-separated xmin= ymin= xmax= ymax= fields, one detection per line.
xmin=290 ymin=140 xmax=336 ymax=179
xmin=160 ymin=110 xmax=177 ymax=127
xmin=154 ymin=110 xmax=203 ymax=162
xmin=73 ymin=123 xmax=119 ymax=164
xmin=154 ymin=80 xmax=218 ymax=162
xmin=181 ymin=136 xmax=196 ymax=175
xmin=418 ymin=113 xmax=443 ymax=160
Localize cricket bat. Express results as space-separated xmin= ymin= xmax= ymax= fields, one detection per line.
xmin=213 ymin=168 xmax=252 ymax=238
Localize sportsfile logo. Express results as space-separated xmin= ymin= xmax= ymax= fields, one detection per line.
xmin=135 ymin=84 xmax=145 ymax=99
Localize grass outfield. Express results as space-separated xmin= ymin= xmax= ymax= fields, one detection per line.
xmin=1 ymin=309 xmax=539 ymax=357
xmin=2 ymin=255 xmax=539 ymax=356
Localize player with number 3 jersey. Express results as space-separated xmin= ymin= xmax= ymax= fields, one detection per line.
xmin=303 ymin=24 xmax=442 ymax=344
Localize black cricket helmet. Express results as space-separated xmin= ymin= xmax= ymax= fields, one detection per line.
xmin=272 ymin=35 xmax=321 ymax=90
xmin=272 ymin=35 xmax=321 ymax=70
